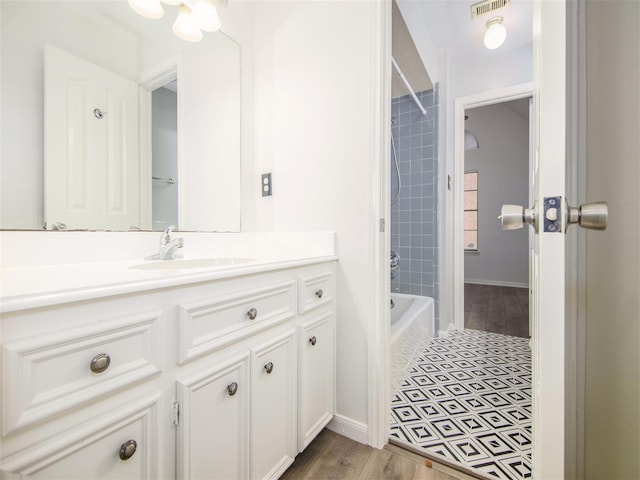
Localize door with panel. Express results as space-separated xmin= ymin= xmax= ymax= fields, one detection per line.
xmin=44 ymin=45 xmax=139 ymax=231
xmin=175 ymin=354 xmax=250 ymax=480
xmin=250 ymin=330 xmax=297 ymax=480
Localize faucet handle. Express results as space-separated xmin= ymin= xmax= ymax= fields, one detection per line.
xmin=161 ymin=225 xmax=176 ymax=244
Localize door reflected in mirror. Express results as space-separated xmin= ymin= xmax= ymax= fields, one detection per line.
xmin=0 ymin=0 xmax=241 ymax=232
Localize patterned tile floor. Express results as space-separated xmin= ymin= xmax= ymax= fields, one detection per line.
xmin=390 ymin=329 xmax=532 ymax=480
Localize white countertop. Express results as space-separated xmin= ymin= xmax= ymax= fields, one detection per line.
xmin=0 ymin=254 xmax=337 ymax=313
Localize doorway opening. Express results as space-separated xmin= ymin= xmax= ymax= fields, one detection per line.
xmin=388 ymin=86 xmax=534 ymax=480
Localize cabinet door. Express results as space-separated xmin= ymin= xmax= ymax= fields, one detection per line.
xmin=176 ymin=354 xmax=250 ymax=480
xmin=251 ymin=330 xmax=296 ymax=480
xmin=298 ymin=312 xmax=334 ymax=450
xmin=0 ymin=393 xmax=159 ymax=479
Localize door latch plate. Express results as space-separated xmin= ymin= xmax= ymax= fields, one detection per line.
xmin=543 ymin=196 xmax=562 ymax=233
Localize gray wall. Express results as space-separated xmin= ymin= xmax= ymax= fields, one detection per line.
xmin=152 ymin=87 xmax=178 ymax=230
xmin=464 ymin=99 xmax=530 ymax=287
xmin=584 ymin=0 xmax=639 ymax=477
xmin=390 ymin=87 xmax=440 ymax=325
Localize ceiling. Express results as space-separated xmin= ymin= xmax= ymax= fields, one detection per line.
xmin=392 ymin=1 xmax=433 ymax=98
xmin=407 ymin=0 xmax=533 ymax=57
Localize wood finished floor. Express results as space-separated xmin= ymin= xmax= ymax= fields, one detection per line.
xmin=281 ymin=429 xmax=478 ymax=480
xmin=464 ymin=283 xmax=529 ymax=338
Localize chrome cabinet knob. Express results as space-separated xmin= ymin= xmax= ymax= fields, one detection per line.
xmin=315 ymin=289 xmax=324 ymax=298
xmin=227 ymin=382 xmax=238 ymax=396
xmin=119 ymin=440 xmax=137 ymax=461
xmin=309 ymin=336 xmax=317 ymax=346
xmin=247 ymin=308 xmax=258 ymax=320
xmin=90 ymin=353 xmax=111 ymax=374
xmin=264 ymin=362 xmax=274 ymax=374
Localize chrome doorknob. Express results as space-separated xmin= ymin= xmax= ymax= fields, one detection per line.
xmin=499 ymin=204 xmax=537 ymax=230
xmin=566 ymin=201 xmax=608 ymax=231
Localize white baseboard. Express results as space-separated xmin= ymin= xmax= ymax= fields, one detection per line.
xmin=464 ymin=279 xmax=528 ymax=289
xmin=326 ymin=414 xmax=368 ymax=445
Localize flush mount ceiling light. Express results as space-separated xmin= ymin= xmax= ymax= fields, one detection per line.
xmin=128 ymin=0 xmax=223 ymax=42
xmin=484 ymin=16 xmax=507 ymax=50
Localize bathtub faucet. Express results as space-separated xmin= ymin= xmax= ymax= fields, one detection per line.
xmin=390 ymin=251 xmax=400 ymax=271
xmin=390 ymin=251 xmax=400 ymax=280
xmin=145 ymin=225 xmax=184 ymax=260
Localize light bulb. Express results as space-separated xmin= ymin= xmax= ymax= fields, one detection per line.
xmin=192 ymin=0 xmax=222 ymax=32
xmin=172 ymin=5 xmax=203 ymax=42
xmin=128 ymin=0 xmax=164 ymax=19
xmin=484 ymin=17 xmax=506 ymax=50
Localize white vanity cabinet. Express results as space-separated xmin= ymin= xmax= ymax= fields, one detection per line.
xmin=0 ymin=259 xmax=336 ymax=480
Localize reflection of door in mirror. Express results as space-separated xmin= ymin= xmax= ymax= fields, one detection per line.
xmin=152 ymin=82 xmax=178 ymax=231
xmin=44 ymin=45 xmax=140 ymax=231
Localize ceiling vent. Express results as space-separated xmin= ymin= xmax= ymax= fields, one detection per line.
xmin=471 ymin=0 xmax=511 ymax=18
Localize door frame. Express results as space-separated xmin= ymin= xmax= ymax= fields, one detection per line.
xmin=138 ymin=56 xmax=180 ymax=231
xmin=452 ymin=83 xmax=533 ymax=332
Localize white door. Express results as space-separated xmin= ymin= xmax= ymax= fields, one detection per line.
xmin=525 ymin=0 xmax=602 ymax=476
xmin=45 ymin=45 xmax=139 ymax=231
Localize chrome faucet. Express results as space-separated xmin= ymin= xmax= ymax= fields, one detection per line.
xmin=145 ymin=225 xmax=184 ymax=260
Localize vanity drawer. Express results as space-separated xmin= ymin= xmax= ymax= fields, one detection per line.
xmin=297 ymin=271 xmax=334 ymax=314
xmin=2 ymin=310 xmax=161 ymax=435
xmin=0 ymin=393 xmax=159 ymax=479
xmin=177 ymin=280 xmax=296 ymax=364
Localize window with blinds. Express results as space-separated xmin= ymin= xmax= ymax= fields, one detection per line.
xmin=464 ymin=171 xmax=478 ymax=251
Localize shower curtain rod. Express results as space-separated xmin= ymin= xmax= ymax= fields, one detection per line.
xmin=391 ymin=56 xmax=427 ymax=116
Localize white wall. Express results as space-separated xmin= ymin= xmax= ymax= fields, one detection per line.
xmin=252 ymin=0 xmax=384 ymax=430
xmin=464 ymin=100 xmax=529 ymax=286
xmin=0 ymin=1 xmax=138 ymax=229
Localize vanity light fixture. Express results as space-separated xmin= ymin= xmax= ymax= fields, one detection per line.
xmin=127 ymin=0 xmax=164 ymax=19
xmin=192 ymin=0 xmax=222 ymax=32
xmin=128 ymin=0 xmax=223 ymax=42
xmin=483 ymin=16 xmax=507 ymax=50
xmin=173 ymin=5 xmax=204 ymax=42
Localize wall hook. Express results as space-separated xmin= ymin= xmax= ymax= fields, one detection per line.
xmin=94 ymin=108 xmax=107 ymax=119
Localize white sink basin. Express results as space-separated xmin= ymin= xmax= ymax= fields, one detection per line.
xmin=130 ymin=258 xmax=255 ymax=270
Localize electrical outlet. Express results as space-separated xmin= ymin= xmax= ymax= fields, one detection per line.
xmin=261 ymin=173 xmax=272 ymax=196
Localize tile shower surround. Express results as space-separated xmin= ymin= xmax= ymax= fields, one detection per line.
xmin=391 ymin=87 xmax=440 ymax=326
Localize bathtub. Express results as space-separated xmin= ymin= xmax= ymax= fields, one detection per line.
xmin=390 ymin=293 xmax=434 ymax=344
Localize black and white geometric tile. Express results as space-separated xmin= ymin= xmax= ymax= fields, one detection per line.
xmin=390 ymin=329 xmax=532 ymax=480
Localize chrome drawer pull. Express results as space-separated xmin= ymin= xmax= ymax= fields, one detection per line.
xmin=227 ymin=382 xmax=238 ymax=396
xmin=119 ymin=440 xmax=137 ymax=461
xmin=90 ymin=353 xmax=111 ymax=374
xmin=309 ymin=336 xmax=317 ymax=346
xmin=264 ymin=362 xmax=274 ymax=374
xmin=315 ymin=289 xmax=324 ymax=299
xmin=247 ymin=308 xmax=258 ymax=320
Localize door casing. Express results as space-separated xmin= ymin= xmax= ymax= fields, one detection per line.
xmin=452 ymin=83 xmax=534 ymax=332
